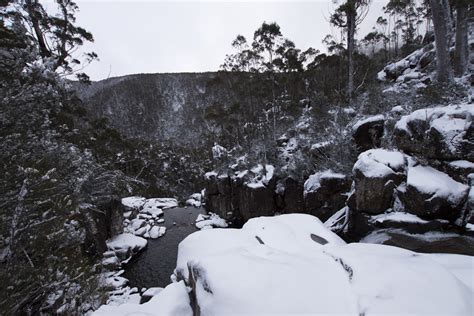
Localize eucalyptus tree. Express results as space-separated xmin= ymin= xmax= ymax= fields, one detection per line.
xmin=330 ymin=0 xmax=371 ymax=106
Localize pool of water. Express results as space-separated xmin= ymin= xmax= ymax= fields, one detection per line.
xmin=123 ymin=206 xmax=204 ymax=288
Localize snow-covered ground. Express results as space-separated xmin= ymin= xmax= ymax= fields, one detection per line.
xmin=94 ymin=214 xmax=473 ymax=315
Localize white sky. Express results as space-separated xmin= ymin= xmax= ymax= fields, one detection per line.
xmin=55 ymin=0 xmax=388 ymax=81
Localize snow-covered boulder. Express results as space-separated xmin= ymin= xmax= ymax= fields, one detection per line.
xmin=106 ymin=233 xmax=147 ymax=261
xmin=304 ymin=170 xmax=351 ymax=221
xmin=394 ymin=104 xmax=474 ymax=161
xmin=121 ymin=196 xmax=146 ymax=211
xmin=349 ymin=149 xmax=406 ymax=214
xmin=403 ymin=165 xmax=469 ymax=222
xmin=352 ymin=114 xmax=385 ymax=152
xmin=195 ymin=213 xmax=228 ymax=230
xmin=174 ymin=214 xmax=473 ymax=315
xmin=93 ymin=281 xmax=192 ymax=316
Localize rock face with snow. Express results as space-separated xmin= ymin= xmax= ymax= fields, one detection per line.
xmin=172 ymin=214 xmax=473 ymax=316
xmin=394 ymin=104 xmax=474 ymax=161
xmin=304 ymin=170 xmax=351 ymax=221
xmin=349 ymin=149 xmax=406 ymax=214
xmin=352 ymin=114 xmax=385 ymax=152
xmin=204 ymin=165 xmax=352 ymax=224
xmin=403 ymin=165 xmax=470 ymax=221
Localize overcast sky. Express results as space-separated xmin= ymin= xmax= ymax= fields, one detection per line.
xmin=55 ymin=0 xmax=388 ymax=81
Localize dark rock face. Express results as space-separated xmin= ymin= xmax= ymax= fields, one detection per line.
xmin=305 ymin=174 xmax=351 ymax=222
xmin=203 ymin=171 xmax=352 ymax=224
xmin=352 ymin=116 xmax=385 ymax=153
xmin=238 ymin=185 xmax=275 ymax=222
xmin=282 ymin=177 xmax=305 ymax=214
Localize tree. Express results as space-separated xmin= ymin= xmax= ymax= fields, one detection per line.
xmin=429 ymin=0 xmax=452 ymax=82
xmin=21 ymin=0 xmax=97 ymax=81
xmin=330 ymin=0 xmax=371 ymax=106
xmin=252 ymin=22 xmax=284 ymax=141
xmin=453 ymin=0 xmax=469 ymax=76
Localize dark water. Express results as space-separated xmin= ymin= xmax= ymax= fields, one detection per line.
xmin=123 ymin=206 xmax=204 ymax=288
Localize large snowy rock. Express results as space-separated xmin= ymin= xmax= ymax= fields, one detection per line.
xmin=352 ymin=114 xmax=385 ymax=152
xmin=403 ymin=165 xmax=469 ymax=222
xmin=349 ymin=149 xmax=406 ymax=214
xmin=394 ymin=104 xmax=474 ymax=161
xmin=175 ymin=214 xmax=473 ymax=315
xmin=304 ymin=170 xmax=351 ymax=221
xmin=92 ymin=281 xmax=192 ymax=316
xmin=106 ymin=233 xmax=147 ymax=260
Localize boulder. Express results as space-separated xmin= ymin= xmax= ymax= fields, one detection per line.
xmin=402 ymin=165 xmax=469 ymax=222
xmin=352 ymin=115 xmax=385 ymax=152
xmin=349 ymin=149 xmax=406 ymax=214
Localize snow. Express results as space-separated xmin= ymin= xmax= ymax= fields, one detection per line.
xmin=395 ymin=103 xmax=474 ymax=136
xmin=121 ymin=196 xmax=146 ymax=209
xmin=390 ymin=105 xmax=404 ymax=113
xmin=353 ymin=149 xmax=405 ymax=178
xmin=143 ymin=198 xmax=178 ymax=210
xmin=407 ymin=165 xmax=469 ymax=205
xmin=195 ymin=213 xmax=228 ymax=230
xmin=212 ymin=143 xmax=227 ymax=159
xmin=427 ymin=254 xmax=474 ymax=291
xmin=149 ymin=226 xmax=166 ymax=239
xmin=186 ymin=193 xmax=202 ymax=207
xmin=174 ymin=214 xmax=473 ymax=315
xmin=92 ymin=281 xmax=192 ymax=316
xmin=352 ymin=114 xmax=384 ymax=131
xmin=370 ymin=211 xmax=428 ymax=224
xmin=106 ymin=233 xmax=147 ymax=254
xmin=304 ymin=170 xmax=345 ymax=194
xmin=310 ymin=140 xmax=331 ymax=150
xmin=449 ymin=160 xmax=474 ymax=169
xmin=142 ymin=287 xmax=163 ymax=298
xmin=246 ymin=164 xmax=275 ymax=188
xmin=204 ymin=171 xmax=217 ymax=179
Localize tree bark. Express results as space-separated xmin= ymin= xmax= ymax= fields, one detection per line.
xmin=429 ymin=0 xmax=453 ymax=83
xmin=454 ymin=1 xmax=469 ymax=76
xmin=347 ymin=3 xmax=356 ymax=106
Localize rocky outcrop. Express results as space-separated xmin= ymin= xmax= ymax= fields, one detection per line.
xmin=393 ymin=104 xmax=474 ymax=161
xmin=338 ymin=104 xmax=474 ymax=246
xmin=204 ymin=167 xmax=352 ymax=224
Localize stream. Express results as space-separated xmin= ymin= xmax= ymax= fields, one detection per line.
xmin=123 ymin=206 xmax=204 ymax=288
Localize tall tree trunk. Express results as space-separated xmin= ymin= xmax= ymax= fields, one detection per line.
xmin=347 ymin=5 xmax=356 ymax=106
xmin=429 ymin=0 xmax=453 ymax=83
xmin=454 ymin=0 xmax=469 ymax=76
